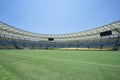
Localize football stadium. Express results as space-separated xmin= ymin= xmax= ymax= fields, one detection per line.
xmin=0 ymin=0 xmax=120 ymax=80
xmin=0 ymin=21 xmax=120 ymax=80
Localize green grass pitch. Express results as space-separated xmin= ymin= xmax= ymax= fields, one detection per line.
xmin=0 ymin=50 xmax=120 ymax=80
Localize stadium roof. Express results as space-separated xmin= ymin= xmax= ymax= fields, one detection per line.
xmin=0 ymin=20 xmax=120 ymax=40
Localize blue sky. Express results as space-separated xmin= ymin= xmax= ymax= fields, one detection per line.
xmin=0 ymin=0 xmax=120 ymax=34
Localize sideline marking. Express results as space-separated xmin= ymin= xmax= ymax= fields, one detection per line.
xmin=40 ymin=57 xmax=120 ymax=68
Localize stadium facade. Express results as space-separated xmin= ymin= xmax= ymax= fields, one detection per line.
xmin=0 ymin=21 xmax=120 ymax=50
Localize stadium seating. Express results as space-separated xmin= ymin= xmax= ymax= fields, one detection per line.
xmin=0 ymin=21 xmax=120 ymax=50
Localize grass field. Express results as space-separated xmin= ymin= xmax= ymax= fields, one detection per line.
xmin=0 ymin=50 xmax=120 ymax=80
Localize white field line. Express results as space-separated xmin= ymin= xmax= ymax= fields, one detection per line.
xmin=12 ymin=57 xmax=120 ymax=68
xmin=40 ymin=57 xmax=120 ymax=68
xmin=13 ymin=60 xmax=39 ymax=64
xmin=13 ymin=60 xmax=26 ymax=64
